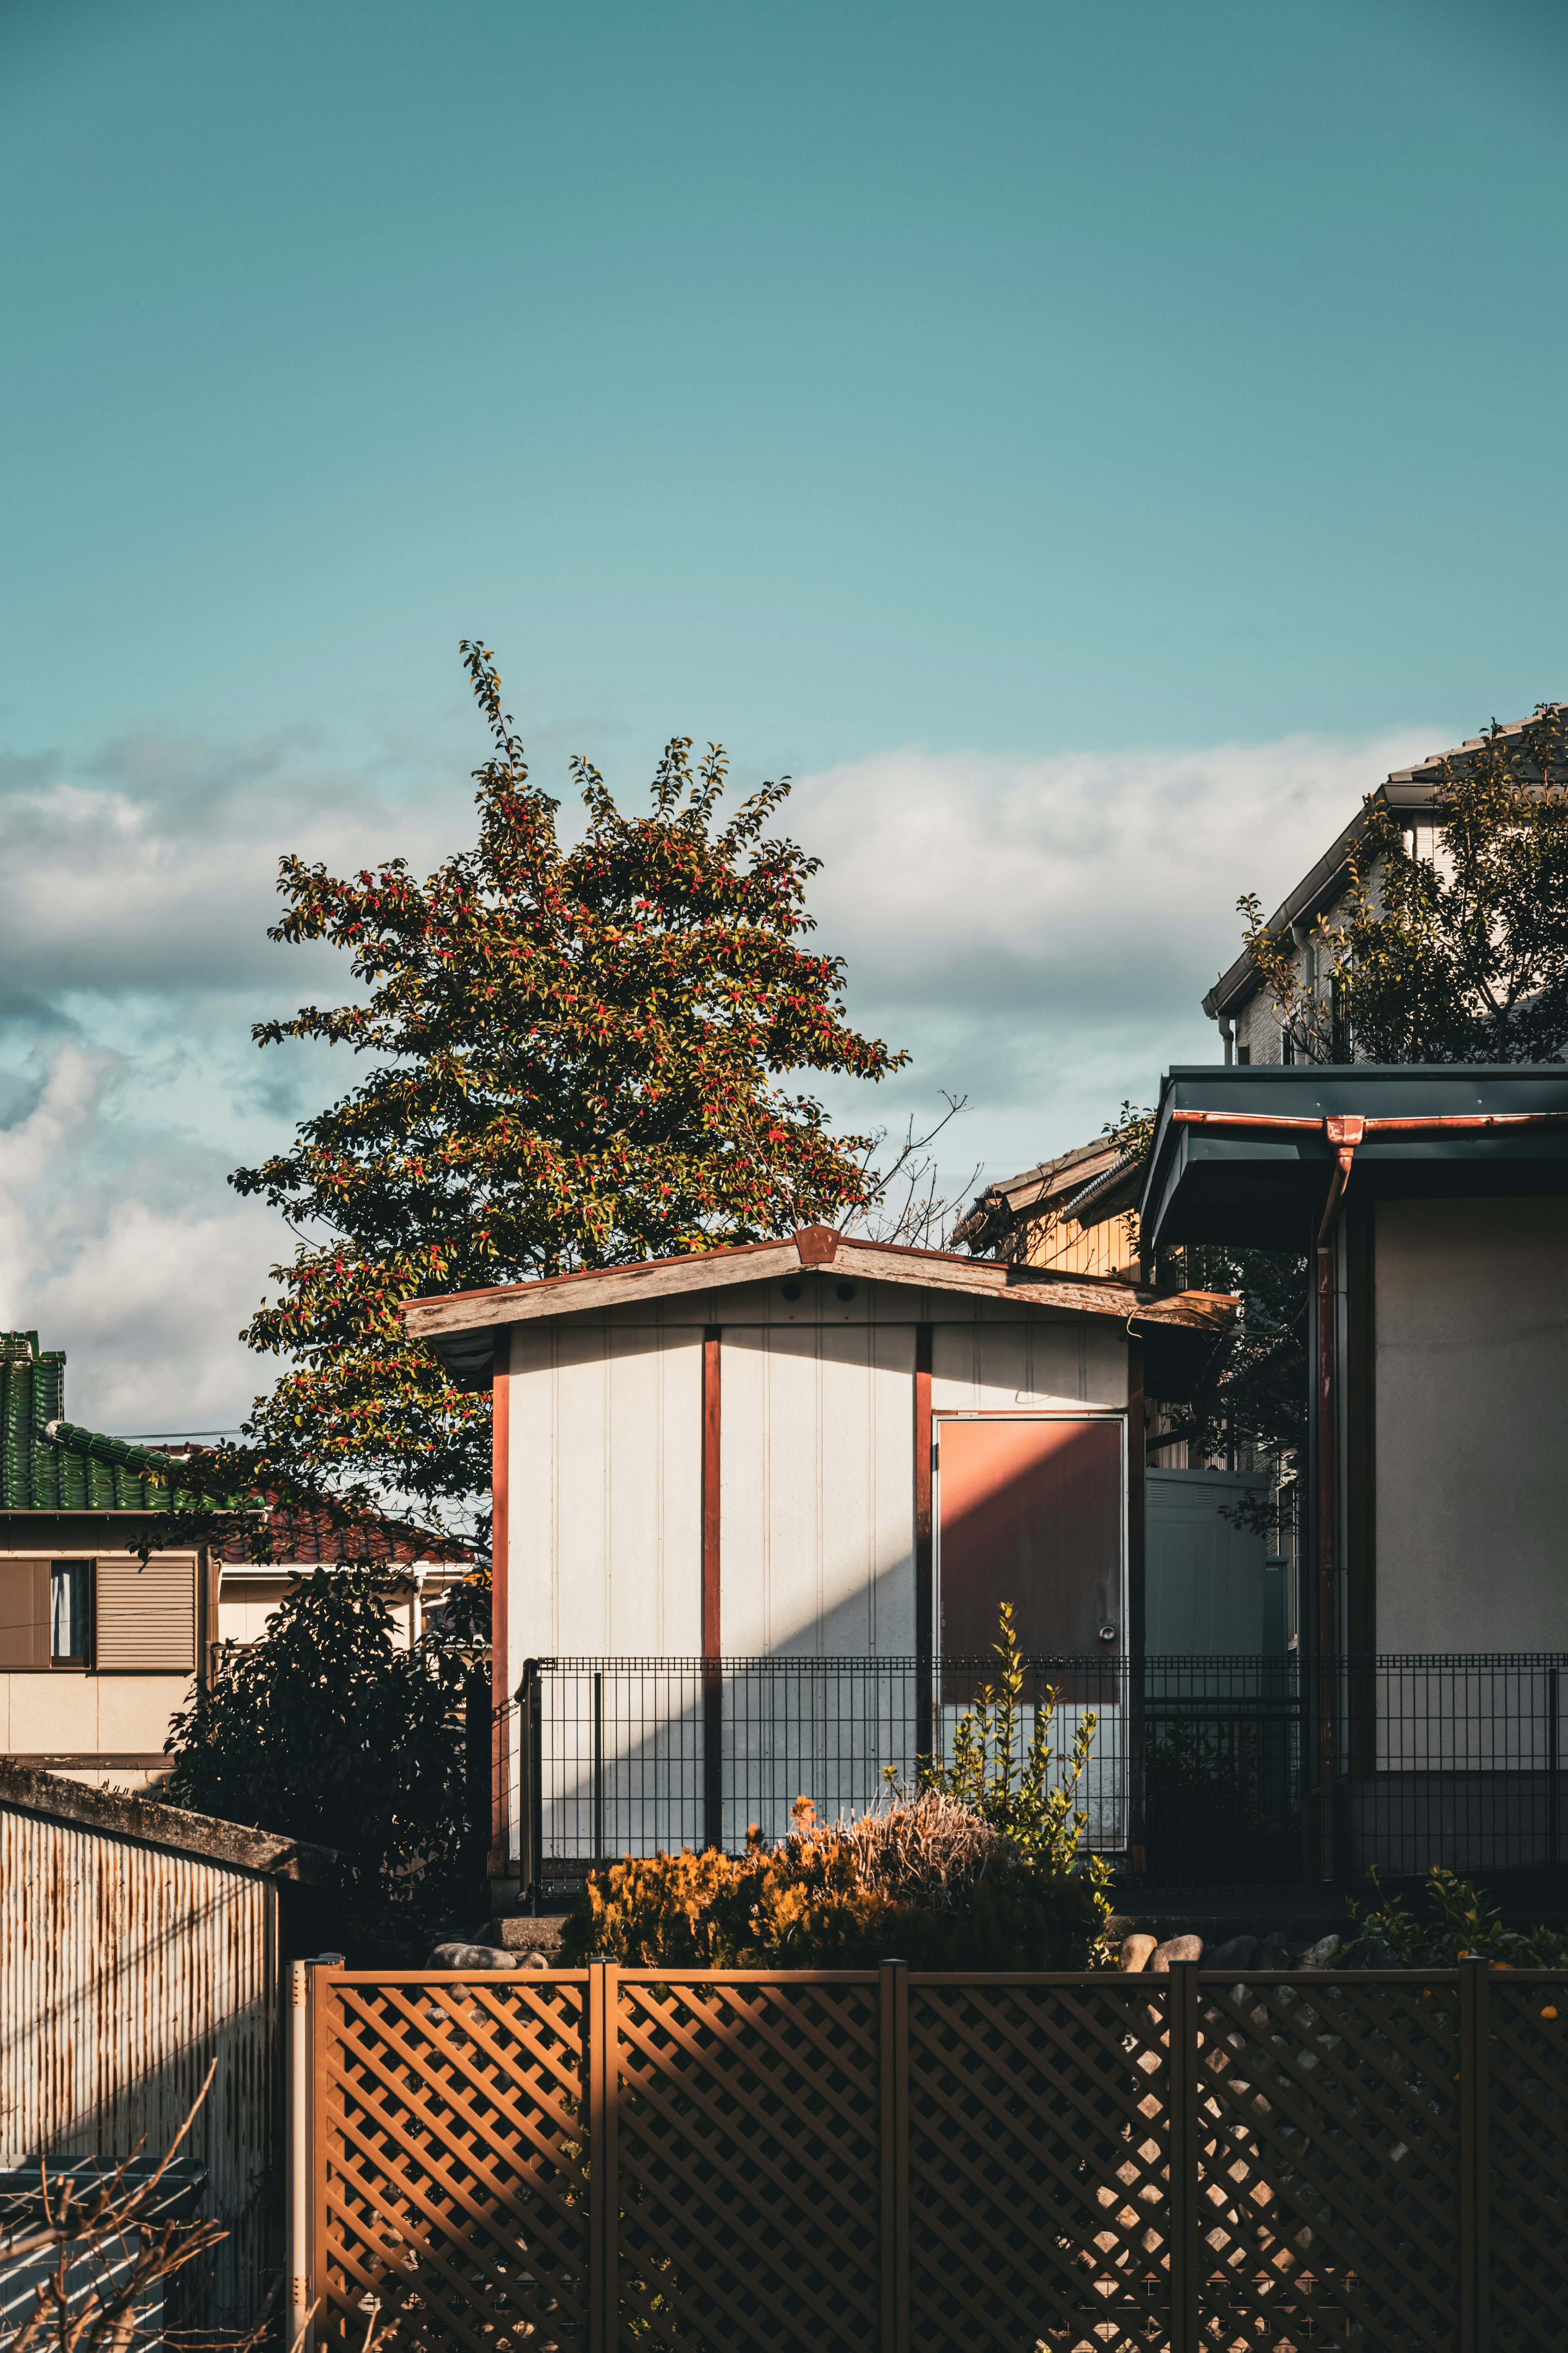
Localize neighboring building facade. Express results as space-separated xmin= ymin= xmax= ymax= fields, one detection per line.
xmin=1139 ymin=1061 xmax=1568 ymax=1875
xmin=951 ymin=1133 xmax=1143 ymax=1282
xmin=1201 ymin=704 xmax=1568 ymax=1067
xmin=0 ymin=1332 xmax=470 ymax=1792
xmin=1140 ymin=1059 xmax=1568 ymax=1658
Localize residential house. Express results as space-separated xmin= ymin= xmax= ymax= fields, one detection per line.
xmin=1202 ymin=703 xmax=1568 ymax=1067
xmin=401 ymin=1226 xmax=1236 ymax=1888
xmin=0 ymin=1332 xmax=470 ymax=1793
xmin=951 ymin=1133 xmax=1142 ymax=1282
xmin=1138 ymin=1058 xmax=1568 ymax=1875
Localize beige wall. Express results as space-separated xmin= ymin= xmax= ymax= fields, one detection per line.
xmin=1375 ymin=1196 xmax=1568 ymax=1650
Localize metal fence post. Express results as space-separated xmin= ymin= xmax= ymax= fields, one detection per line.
xmin=1459 ymin=1955 xmax=1491 ymax=2353
xmin=1549 ymin=1665 xmax=1560 ymax=1869
xmin=1166 ymin=1960 xmax=1200 ymax=2353
xmin=286 ymin=1960 xmax=312 ymax=2353
xmin=587 ymin=1959 xmax=620 ymax=2353
xmin=879 ymin=1959 xmax=910 ymax=2353
xmin=593 ymin=1669 xmax=606 ymax=1864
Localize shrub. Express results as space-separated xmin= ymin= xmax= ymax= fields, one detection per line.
xmin=1347 ymin=1866 xmax=1568 ymax=1968
xmin=563 ymin=1786 xmax=1110 ymax=1971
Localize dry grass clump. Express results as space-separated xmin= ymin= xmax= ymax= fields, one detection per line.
xmin=793 ymin=1787 xmax=1013 ymax=1912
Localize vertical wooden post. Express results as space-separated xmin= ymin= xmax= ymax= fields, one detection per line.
xmin=1166 ymin=1961 xmax=1200 ymax=2353
xmin=913 ymin=1326 xmax=933 ymax=1762
xmin=310 ymin=1957 xmax=344 ymax=2353
xmin=1459 ymin=1955 xmax=1491 ymax=2353
xmin=287 ymin=1960 xmax=312 ymax=2353
xmin=879 ymin=1959 xmax=910 ymax=2353
xmin=490 ymin=1331 xmax=511 ymax=1875
xmin=702 ymin=1328 xmax=723 ymax=1853
xmin=588 ymin=1959 xmax=620 ymax=2353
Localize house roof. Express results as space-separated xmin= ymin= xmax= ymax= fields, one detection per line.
xmin=0 ymin=1757 xmax=339 ymax=1884
xmin=1 ymin=1335 xmax=236 ymax=1512
xmin=401 ymin=1224 xmax=1238 ymax=1388
xmin=1138 ymin=1063 xmax=1568 ymax=1252
xmin=1202 ymin=703 xmax=1568 ymax=1023
xmin=209 ymin=1489 xmax=472 ymax=1568
xmin=951 ymin=1132 xmax=1138 ymax=1255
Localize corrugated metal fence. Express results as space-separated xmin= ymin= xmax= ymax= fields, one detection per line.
xmin=0 ymin=1806 xmax=277 ymax=2326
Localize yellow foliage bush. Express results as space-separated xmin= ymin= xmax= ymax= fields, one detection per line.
xmin=560 ymin=1788 xmax=1110 ymax=1970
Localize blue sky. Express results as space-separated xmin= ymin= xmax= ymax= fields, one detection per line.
xmin=1 ymin=0 xmax=1565 ymax=1430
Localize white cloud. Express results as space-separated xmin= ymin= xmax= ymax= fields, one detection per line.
xmin=0 ymin=1042 xmax=283 ymax=1433
xmin=0 ymin=709 xmax=1447 ymax=1430
xmin=792 ymin=725 xmax=1441 ymax=1175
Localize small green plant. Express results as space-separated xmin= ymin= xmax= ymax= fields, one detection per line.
xmin=1347 ymin=1865 xmax=1568 ymax=1967
xmin=918 ymin=1603 xmax=1110 ymax=1893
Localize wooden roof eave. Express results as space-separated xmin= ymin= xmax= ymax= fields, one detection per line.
xmin=401 ymin=1229 xmax=1238 ymax=1370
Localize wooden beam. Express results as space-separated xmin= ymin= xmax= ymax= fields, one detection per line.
xmin=490 ymin=1328 xmax=510 ymax=1871
xmin=914 ymin=1325 xmax=933 ymax=1760
xmin=702 ymin=1328 xmax=723 ymax=1852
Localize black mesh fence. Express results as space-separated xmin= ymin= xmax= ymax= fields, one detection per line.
xmin=489 ymin=1651 xmax=1567 ymax=1896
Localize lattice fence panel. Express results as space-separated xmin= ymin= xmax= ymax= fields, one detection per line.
xmin=1191 ymin=1973 xmax=1461 ymax=2352
xmin=611 ymin=1973 xmax=882 ymax=2353
xmin=318 ymin=1973 xmax=590 ymax=2353
xmin=1489 ymin=1972 xmax=1568 ymax=2353
xmin=908 ymin=1975 xmax=1173 ymax=2353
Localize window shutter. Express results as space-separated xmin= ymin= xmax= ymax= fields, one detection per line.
xmin=0 ymin=1562 xmax=50 ymax=1668
xmin=94 ymin=1557 xmax=195 ymax=1671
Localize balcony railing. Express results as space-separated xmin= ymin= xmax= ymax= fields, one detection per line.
xmin=489 ymin=1652 xmax=1568 ymax=1896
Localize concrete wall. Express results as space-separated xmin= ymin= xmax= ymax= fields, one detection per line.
xmin=1375 ymin=1195 xmax=1568 ymax=1650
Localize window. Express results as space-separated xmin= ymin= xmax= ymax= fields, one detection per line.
xmin=51 ymin=1561 xmax=91 ymax=1665
xmin=1236 ymin=1044 xmax=1251 ymax=1065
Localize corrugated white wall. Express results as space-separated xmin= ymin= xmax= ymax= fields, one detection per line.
xmin=720 ymin=1319 xmax=914 ymax=1655
xmin=0 ymin=1807 xmax=276 ymax=2325
xmin=504 ymin=1273 xmax=1130 ymax=1676
xmin=508 ymin=1315 xmax=704 ymax=1659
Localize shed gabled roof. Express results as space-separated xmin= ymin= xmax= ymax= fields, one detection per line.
xmin=1202 ymin=703 xmax=1568 ymax=1023
xmin=401 ymin=1224 xmax=1237 ymax=1387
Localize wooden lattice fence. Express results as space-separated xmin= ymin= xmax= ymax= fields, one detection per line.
xmin=295 ymin=1960 xmax=1568 ymax=2353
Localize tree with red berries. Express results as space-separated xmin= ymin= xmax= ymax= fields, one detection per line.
xmin=231 ymin=642 xmax=906 ymax=1534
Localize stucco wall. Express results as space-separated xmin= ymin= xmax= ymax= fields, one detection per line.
xmin=1375 ymin=1196 xmax=1568 ymax=1650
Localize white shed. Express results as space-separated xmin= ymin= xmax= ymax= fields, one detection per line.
xmin=405 ymin=1227 xmax=1235 ymax=1881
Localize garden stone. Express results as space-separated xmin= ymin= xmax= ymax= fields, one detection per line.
xmin=1303 ymin=1934 xmax=1342 ymax=1968
xmin=1254 ymin=1932 xmax=1289 ymax=1969
xmin=429 ymin=1939 xmax=528 ymax=1970
xmin=1119 ymin=1933 xmax=1158 ymax=1973
xmin=1207 ymin=1935 xmax=1257 ymax=1972
xmin=1149 ymin=1935 xmax=1203 ymax=1971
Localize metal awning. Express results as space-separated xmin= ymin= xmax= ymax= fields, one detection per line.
xmin=1139 ymin=1064 xmax=1568 ymax=1251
